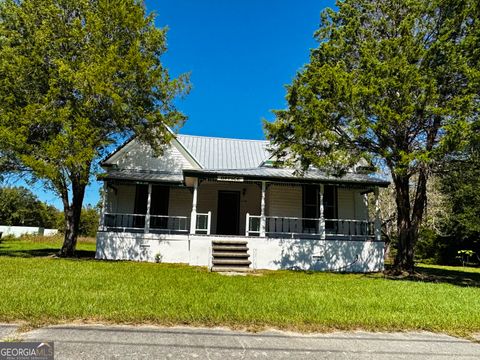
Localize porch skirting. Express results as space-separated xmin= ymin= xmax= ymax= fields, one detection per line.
xmin=96 ymin=231 xmax=384 ymax=273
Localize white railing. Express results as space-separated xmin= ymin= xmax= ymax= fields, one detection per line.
xmin=324 ymin=219 xmax=374 ymax=237
xmin=246 ymin=214 xmax=375 ymax=239
xmin=194 ymin=211 xmax=211 ymax=235
xmin=245 ymin=214 xmax=261 ymax=236
xmin=149 ymin=214 xmax=190 ymax=233
xmin=104 ymin=213 xmax=190 ymax=233
xmin=266 ymin=216 xmax=324 ymax=236
xmin=104 ymin=213 xmax=147 ymax=230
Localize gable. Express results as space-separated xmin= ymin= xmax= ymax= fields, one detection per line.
xmin=103 ymin=138 xmax=200 ymax=173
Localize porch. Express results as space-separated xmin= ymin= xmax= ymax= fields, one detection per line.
xmin=99 ymin=179 xmax=382 ymax=241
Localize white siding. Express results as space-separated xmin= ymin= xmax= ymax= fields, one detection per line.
xmin=168 ymin=187 xmax=192 ymax=216
xmin=267 ymin=184 xmax=302 ymax=218
xmin=337 ymin=188 xmax=355 ymax=219
xmin=107 ymin=139 xmax=196 ymax=172
xmin=108 ymin=184 xmax=136 ymax=213
xmin=355 ymin=192 xmax=369 ymax=220
xmin=337 ymin=188 xmax=370 ymax=220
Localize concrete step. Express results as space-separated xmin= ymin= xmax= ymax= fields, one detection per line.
xmin=212 ymin=252 xmax=250 ymax=258
xmin=212 ymin=259 xmax=251 ymax=266
xmin=211 ymin=240 xmax=248 ymax=246
xmin=212 ymin=245 xmax=249 ymax=252
xmin=211 ymin=266 xmax=251 ymax=273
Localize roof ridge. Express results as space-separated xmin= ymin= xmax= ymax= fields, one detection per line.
xmin=178 ymin=133 xmax=268 ymax=143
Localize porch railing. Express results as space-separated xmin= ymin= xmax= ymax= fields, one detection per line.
xmin=246 ymin=214 xmax=374 ymax=238
xmin=195 ymin=212 xmax=211 ymax=235
xmin=325 ymin=219 xmax=374 ymax=237
xmin=104 ymin=213 xmax=190 ymax=233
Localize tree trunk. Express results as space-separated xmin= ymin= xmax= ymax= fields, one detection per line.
xmin=393 ymin=174 xmax=412 ymax=272
xmin=59 ymin=181 xmax=86 ymax=257
xmin=392 ymin=169 xmax=428 ymax=274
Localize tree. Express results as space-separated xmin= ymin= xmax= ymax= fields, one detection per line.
xmin=265 ymin=0 xmax=480 ymax=272
xmin=0 ymin=0 xmax=189 ymax=256
xmin=0 ymin=186 xmax=60 ymax=228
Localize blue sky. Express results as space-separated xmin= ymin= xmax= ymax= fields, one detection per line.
xmin=15 ymin=0 xmax=336 ymax=209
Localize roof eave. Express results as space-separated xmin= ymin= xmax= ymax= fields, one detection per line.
xmin=182 ymin=169 xmax=390 ymax=187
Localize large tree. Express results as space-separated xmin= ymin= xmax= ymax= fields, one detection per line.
xmin=266 ymin=0 xmax=479 ymax=272
xmin=0 ymin=0 xmax=189 ymax=256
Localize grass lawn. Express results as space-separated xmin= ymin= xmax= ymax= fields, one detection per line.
xmin=0 ymin=235 xmax=479 ymax=338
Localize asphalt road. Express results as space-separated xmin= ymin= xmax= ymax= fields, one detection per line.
xmin=1 ymin=324 xmax=480 ymax=359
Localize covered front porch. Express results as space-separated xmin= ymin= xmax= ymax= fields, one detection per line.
xmin=99 ymin=176 xmax=382 ymax=242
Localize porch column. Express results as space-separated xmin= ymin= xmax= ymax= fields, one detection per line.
xmin=319 ymin=184 xmax=325 ymax=239
xmin=144 ymin=183 xmax=152 ymax=234
xmin=99 ymin=181 xmax=108 ymax=230
xmin=260 ymin=181 xmax=266 ymax=237
xmin=374 ymin=186 xmax=381 ymax=241
xmin=190 ymin=178 xmax=198 ymax=235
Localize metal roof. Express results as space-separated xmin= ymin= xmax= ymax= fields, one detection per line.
xmin=177 ymin=134 xmax=269 ymax=169
xmin=183 ymin=168 xmax=390 ymax=187
xmin=99 ymin=133 xmax=390 ymax=187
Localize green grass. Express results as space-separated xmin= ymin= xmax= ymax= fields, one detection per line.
xmin=0 ymin=236 xmax=479 ymax=337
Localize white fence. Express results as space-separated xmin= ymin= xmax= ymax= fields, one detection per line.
xmin=0 ymin=226 xmax=58 ymax=238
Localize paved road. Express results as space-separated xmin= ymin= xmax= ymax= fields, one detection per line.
xmin=1 ymin=324 xmax=480 ymax=359
xmin=0 ymin=324 xmax=18 ymax=340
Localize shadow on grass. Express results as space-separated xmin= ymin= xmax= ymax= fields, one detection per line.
xmin=375 ymin=264 xmax=480 ymax=288
xmin=0 ymin=247 xmax=95 ymax=260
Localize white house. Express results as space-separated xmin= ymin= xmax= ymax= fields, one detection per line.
xmin=96 ymin=133 xmax=389 ymax=272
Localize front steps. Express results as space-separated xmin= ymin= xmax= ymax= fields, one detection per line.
xmin=211 ymin=240 xmax=251 ymax=272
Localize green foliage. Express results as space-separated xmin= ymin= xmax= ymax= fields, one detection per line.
xmin=0 ymin=0 xmax=189 ymax=253
xmin=0 ymin=186 xmax=60 ymax=228
xmin=415 ymin=227 xmax=439 ymax=264
xmin=421 ymin=125 xmax=480 ymax=265
xmin=78 ymin=206 xmax=99 ymax=237
xmin=56 ymin=205 xmax=100 ymax=237
xmin=266 ymin=0 xmax=478 ymax=174
xmin=440 ymin=127 xmax=480 ymax=234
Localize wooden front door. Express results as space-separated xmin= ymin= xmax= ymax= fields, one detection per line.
xmin=216 ymin=191 xmax=241 ymax=235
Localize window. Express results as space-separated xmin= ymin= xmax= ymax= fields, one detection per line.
xmin=133 ymin=184 xmax=148 ymax=228
xmin=302 ymin=185 xmax=337 ymax=232
xmin=303 ymin=185 xmax=319 ymax=233
xmin=323 ymin=185 xmax=337 ymax=230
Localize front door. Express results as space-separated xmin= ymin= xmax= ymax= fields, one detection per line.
xmin=216 ymin=191 xmax=240 ymax=235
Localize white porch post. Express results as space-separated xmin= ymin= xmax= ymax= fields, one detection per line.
xmin=374 ymin=186 xmax=381 ymax=241
xmin=99 ymin=181 xmax=108 ymax=230
xmin=260 ymin=181 xmax=266 ymax=237
xmin=319 ymin=184 xmax=325 ymax=239
xmin=190 ymin=178 xmax=198 ymax=235
xmin=144 ymin=183 xmax=152 ymax=234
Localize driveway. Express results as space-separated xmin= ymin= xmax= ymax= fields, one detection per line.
xmin=2 ymin=324 xmax=480 ymax=359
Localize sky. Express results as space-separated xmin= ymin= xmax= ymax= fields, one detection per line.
xmin=14 ymin=0 xmax=336 ymax=209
